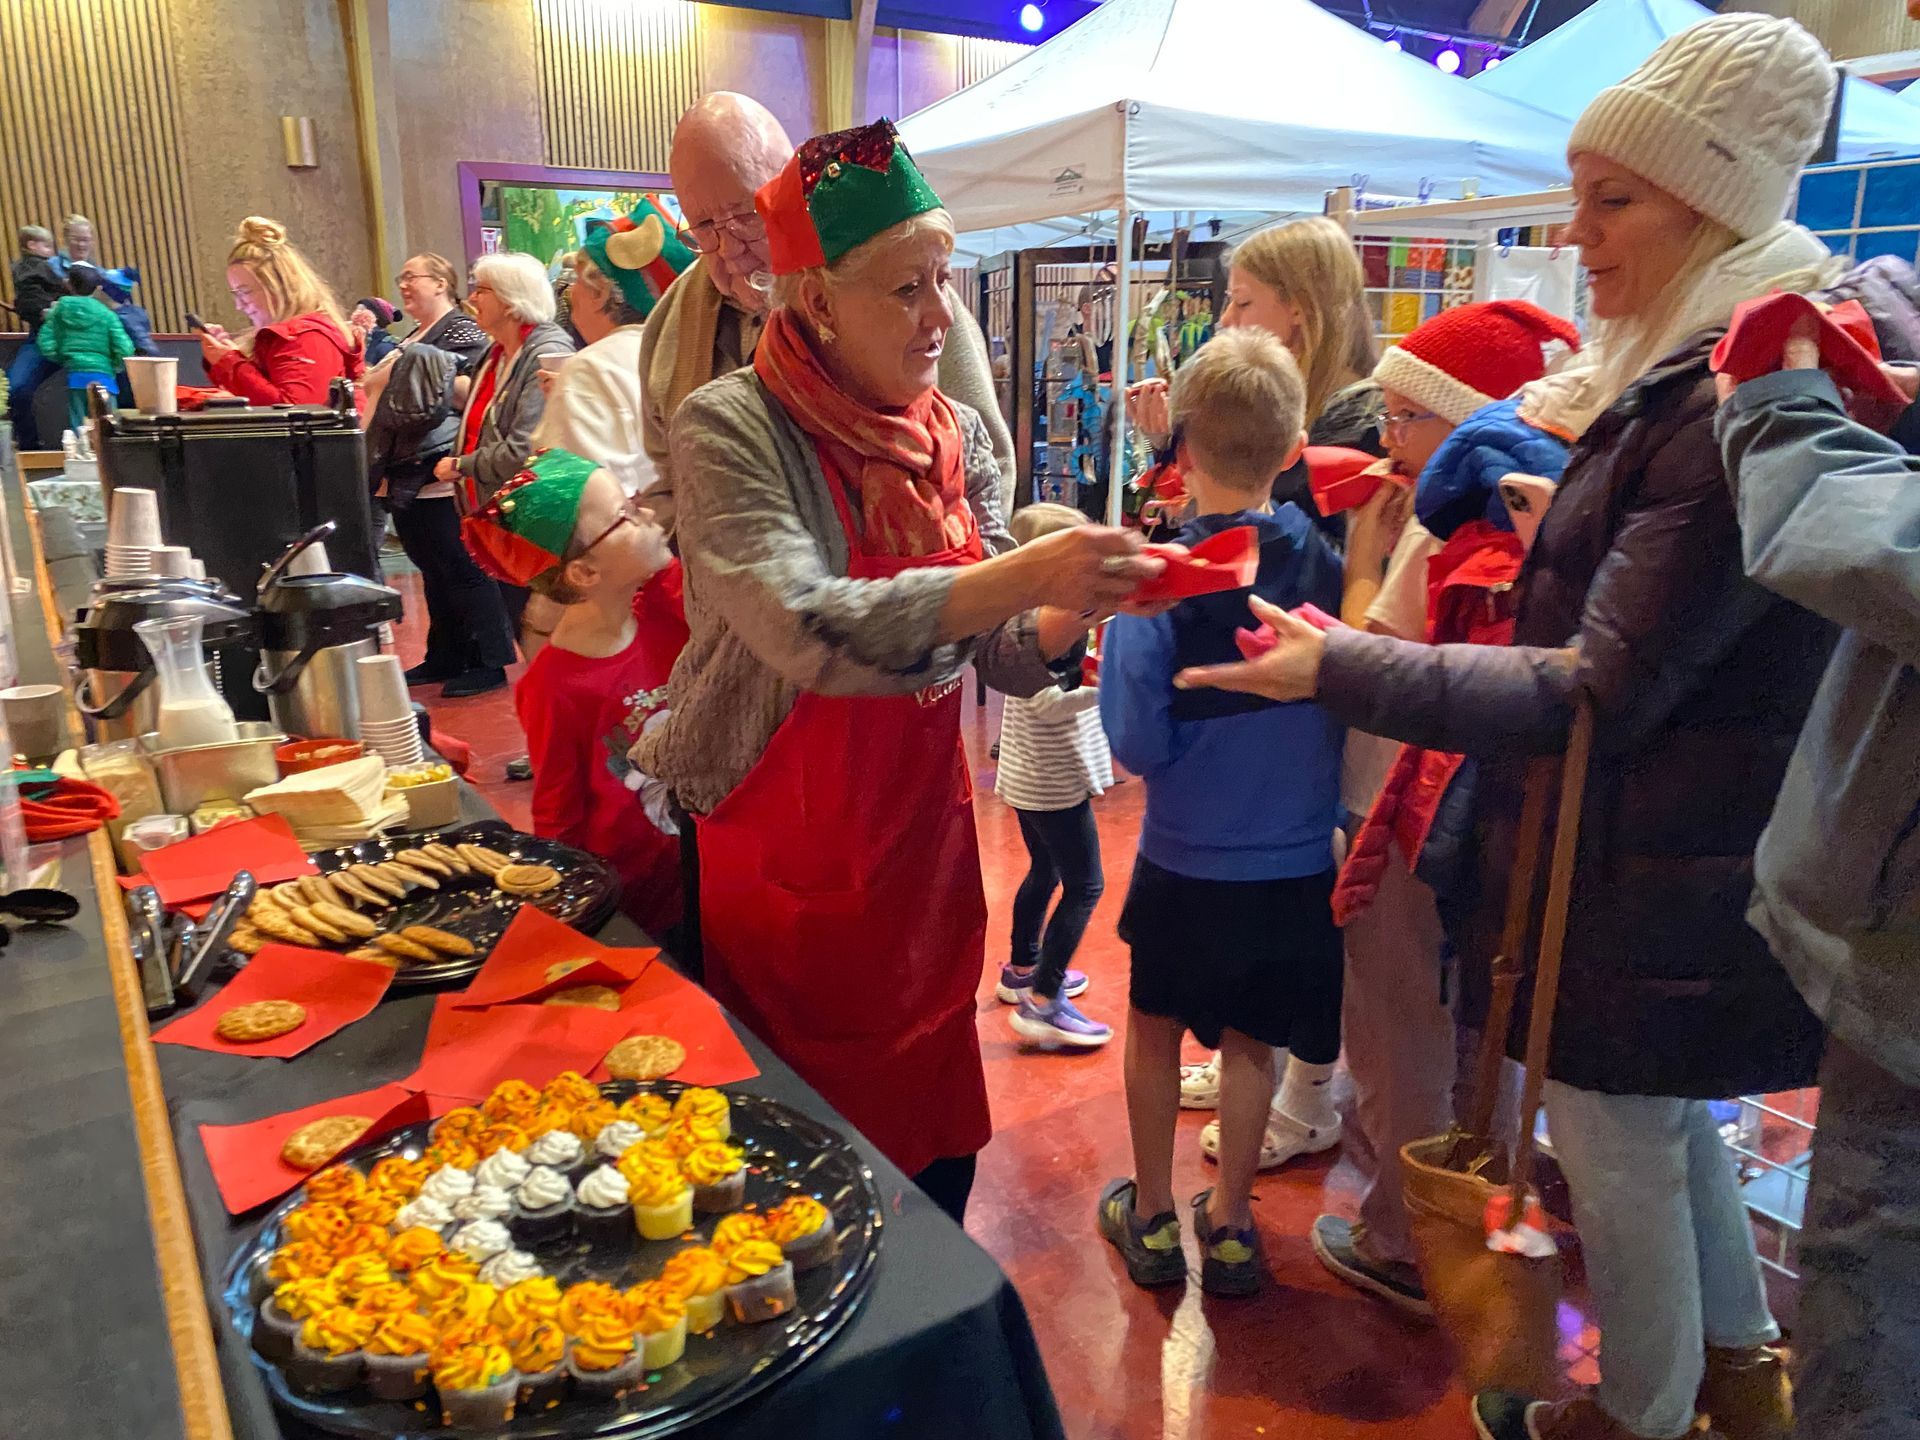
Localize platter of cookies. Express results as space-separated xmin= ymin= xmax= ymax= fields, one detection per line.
xmin=222 ymin=1076 xmax=883 ymax=1439
xmin=230 ymin=821 xmax=622 ymax=989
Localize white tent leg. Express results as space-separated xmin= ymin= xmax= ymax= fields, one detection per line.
xmin=1108 ymin=205 xmax=1132 ymax=527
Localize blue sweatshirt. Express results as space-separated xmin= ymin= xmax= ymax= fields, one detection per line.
xmin=1716 ymin=368 xmax=1920 ymax=1087
xmin=1101 ymin=505 xmax=1344 ymax=882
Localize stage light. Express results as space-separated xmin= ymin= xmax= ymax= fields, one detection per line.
xmin=1384 ymin=36 xmax=1402 ymax=52
xmin=1436 ymin=47 xmax=1461 ymax=74
xmin=1484 ymin=55 xmax=1502 ymax=68
xmin=1019 ymin=2 xmax=1044 ymax=31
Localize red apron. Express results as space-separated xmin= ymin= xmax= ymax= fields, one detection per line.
xmin=695 ymin=465 xmax=991 ymax=1180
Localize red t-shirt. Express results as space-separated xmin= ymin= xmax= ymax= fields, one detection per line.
xmin=513 ymin=562 xmax=690 ymax=938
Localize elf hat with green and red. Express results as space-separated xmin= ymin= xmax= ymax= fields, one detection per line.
xmin=581 ymin=195 xmax=694 ymax=319
xmin=755 ymin=118 xmax=943 ymax=277
xmin=460 ymin=448 xmax=597 ymax=587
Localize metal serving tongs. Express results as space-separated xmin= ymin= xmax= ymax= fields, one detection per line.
xmin=175 ymin=870 xmax=257 ymax=1003
xmin=127 ymin=884 xmax=173 ymax=1017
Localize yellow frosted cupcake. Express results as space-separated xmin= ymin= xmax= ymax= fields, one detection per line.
xmin=710 ymin=1212 xmax=769 ymax=1255
xmin=279 ymin=1201 xmax=350 ymax=1250
xmin=255 ymin=1276 xmax=338 ymax=1364
xmin=722 ymin=1239 xmax=796 ymax=1325
xmin=431 ymin=1328 xmax=519 ymax=1428
xmin=684 ymin=1142 xmax=748 ymax=1214
xmin=629 ymin=1162 xmax=693 ymax=1241
xmin=303 ymin=1164 xmax=366 ymax=1209
xmin=362 ymin=1310 xmax=438 ymax=1401
xmin=626 ymin=1280 xmax=690 ymax=1369
xmin=765 ymin=1194 xmax=837 ymax=1272
xmin=365 ymin=1155 xmax=431 ymax=1200
xmin=660 ymin=1246 xmax=729 ymax=1333
xmin=266 ymin=1240 xmax=334 ymax=1286
xmin=288 ymin=1305 xmax=372 ymax=1395
xmin=502 ymin=1314 xmax=568 ymax=1411
xmin=325 ymin=1251 xmax=392 ymax=1302
xmin=385 ymin=1226 xmax=444 ymax=1275
xmin=492 ymin=1275 xmax=564 ymax=1330
xmin=563 ymin=1308 xmax=643 ymax=1401
xmin=672 ymin=1087 xmax=731 ymax=1140
xmin=617 ymin=1092 xmax=673 ymax=1137
xmin=481 ymin=1078 xmax=542 ymax=1123
xmin=408 ymin=1251 xmax=479 ymax=1306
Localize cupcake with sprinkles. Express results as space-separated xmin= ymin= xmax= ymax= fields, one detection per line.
xmin=660 ymin=1246 xmax=729 ymax=1333
xmin=617 ymin=1091 xmax=673 ymax=1138
xmin=255 ymin=1276 xmax=338 ymax=1364
xmin=563 ymin=1307 xmax=644 ymax=1401
xmin=765 ymin=1194 xmax=837 ymax=1272
xmin=683 ymin=1141 xmax=748 ymax=1214
xmin=503 ymin=1314 xmax=569 ymax=1412
xmin=627 ymin=1279 xmax=690 ymax=1369
xmin=362 ymin=1310 xmax=439 ymax=1401
xmin=385 ymin=1225 xmax=445 ymax=1275
xmin=287 ymin=1304 xmax=372 ymax=1394
xmin=431 ymin=1325 xmax=520 ymax=1428
xmin=722 ymin=1239 xmax=796 ymax=1324
xmin=672 ymin=1086 xmax=731 ymax=1140
xmin=629 ymin=1159 xmax=693 ymax=1241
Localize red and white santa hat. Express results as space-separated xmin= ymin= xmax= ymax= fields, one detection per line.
xmin=1373 ymin=301 xmax=1582 ymax=426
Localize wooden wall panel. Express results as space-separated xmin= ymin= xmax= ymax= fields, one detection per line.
xmin=533 ymin=0 xmax=703 ymax=173
xmin=1732 ymin=1 xmax=1920 ymax=61
xmin=955 ymin=35 xmax=1026 ymax=90
xmin=0 ymin=0 xmax=198 ymax=331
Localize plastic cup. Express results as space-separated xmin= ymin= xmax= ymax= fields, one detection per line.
xmin=105 ymin=545 xmax=152 ymax=579
xmin=0 ymin=684 xmax=69 ymax=762
xmin=286 ymin=542 xmax=333 ymax=577
xmin=354 ymin=655 xmax=412 ymax=725
xmin=148 ymin=545 xmax=193 ymax=578
xmin=107 ymin=487 xmax=164 ymax=549
xmin=124 ymin=356 xmax=179 ymax=415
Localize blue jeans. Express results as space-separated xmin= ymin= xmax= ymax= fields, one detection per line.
xmin=1009 ymin=800 xmax=1103 ymax=1000
xmin=1795 ymin=1037 xmax=1920 ymax=1439
xmin=1544 ymin=1081 xmax=1779 ymax=1438
xmin=6 ymin=340 xmax=56 ymax=450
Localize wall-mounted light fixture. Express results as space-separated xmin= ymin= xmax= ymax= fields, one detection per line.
xmin=281 ymin=116 xmax=318 ymax=169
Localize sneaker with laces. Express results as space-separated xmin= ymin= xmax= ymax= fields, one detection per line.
xmin=995 ymin=964 xmax=1089 ymax=1004
xmin=1178 ymin=1053 xmax=1221 ymax=1109
xmin=1198 ymin=1107 xmax=1341 ymax=1170
xmin=1310 ymin=1215 xmax=1432 ymax=1317
xmin=1188 ymin=1188 xmax=1262 ymax=1297
xmin=1096 ymin=1178 xmax=1187 ymax=1288
xmin=1010 ymin=994 xmax=1112 ymax=1049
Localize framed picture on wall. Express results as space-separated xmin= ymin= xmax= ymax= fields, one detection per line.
xmin=458 ymin=162 xmax=677 ymax=276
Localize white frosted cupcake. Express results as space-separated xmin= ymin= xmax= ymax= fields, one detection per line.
xmin=594 ymin=1119 xmax=647 ymax=1162
xmin=450 ymin=1219 xmax=512 ymax=1264
xmin=419 ymin=1165 xmax=475 ymax=1209
xmin=474 ymin=1148 xmax=531 ymax=1192
xmin=524 ymin=1128 xmax=586 ymax=1179
xmin=392 ymin=1194 xmax=455 ymax=1236
xmin=512 ymin=1164 xmax=575 ymax=1245
xmin=451 ymin=1184 xmax=514 ymax=1223
xmin=477 ymin=1248 xmax=544 ymax=1289
xmin=574 ymin=1165 xmax=632 ymax=1245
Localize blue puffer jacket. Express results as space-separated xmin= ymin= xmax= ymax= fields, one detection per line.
xmin=1414 ymin=398 xmax=1571 ymax=539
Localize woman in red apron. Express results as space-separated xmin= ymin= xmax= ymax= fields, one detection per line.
xmin=632 ymin=121 xmax=1160 ymax=1221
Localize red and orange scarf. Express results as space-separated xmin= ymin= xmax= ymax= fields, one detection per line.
xmin=754 ymin=307 xmax=973 ymax=559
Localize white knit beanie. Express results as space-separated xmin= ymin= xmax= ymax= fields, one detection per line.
xmin=1568 ymin=14 xmax=1836 ymax=240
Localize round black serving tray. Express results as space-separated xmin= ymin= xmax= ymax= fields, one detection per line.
xmin=222 ymin=1081 xmax=884 ymax=1438
xmin=307 ymin=821 xmax=622 ymax=989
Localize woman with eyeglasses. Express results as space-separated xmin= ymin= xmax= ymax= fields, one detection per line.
xmin=420 ymin=251 xmax=575 ymax=697
xmin=198 ymin=216 xmax=362 ymax=406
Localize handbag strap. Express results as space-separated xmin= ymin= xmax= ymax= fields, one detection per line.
xmin=1507 ymin=697 xmax=1596 ymax=1211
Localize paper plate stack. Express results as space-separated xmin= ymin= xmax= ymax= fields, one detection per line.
xmin=244 ymin=755 xmax=410 ymax=848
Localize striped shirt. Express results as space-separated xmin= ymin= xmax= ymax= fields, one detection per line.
xmin=995 ymin=685 xmax=1114 ymax=813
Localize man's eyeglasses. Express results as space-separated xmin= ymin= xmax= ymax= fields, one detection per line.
xmin=572 ymin=492 xmax=654 ymax=561
xmin=1376 ymin=406 xmax=1439 ymax=438
xmin=677 ymin=209 xmax=764 ymax=255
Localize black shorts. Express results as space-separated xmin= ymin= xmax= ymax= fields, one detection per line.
xmin=1119 ymin=854 xmax=1343 ymax=1057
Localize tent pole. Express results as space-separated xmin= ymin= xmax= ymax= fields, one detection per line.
xmin=1108 ymin=204 xmax=1132 ymax=527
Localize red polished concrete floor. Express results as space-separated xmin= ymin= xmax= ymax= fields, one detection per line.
xmin=392 ymin=571 xmax=1608 ymax=1439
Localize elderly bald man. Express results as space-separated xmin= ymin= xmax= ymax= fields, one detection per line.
xmin=639 ymin=93 xmax=1014 ymax=533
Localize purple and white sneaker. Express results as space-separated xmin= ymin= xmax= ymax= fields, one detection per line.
xmin=995 ymin=964 xmax=1089 ymax=1004
xmin=1010 ymin=995 xmax=1112 ymax=1049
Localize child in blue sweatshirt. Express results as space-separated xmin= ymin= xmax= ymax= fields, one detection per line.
xmin=1097 ymin=328 xmax=1345 ymax=1297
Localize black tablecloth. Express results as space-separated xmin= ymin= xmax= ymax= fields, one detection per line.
xmin=160 ymin=911 xmax=1065 ymax=1440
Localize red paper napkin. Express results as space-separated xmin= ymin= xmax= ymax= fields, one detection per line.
xmin=452 ymin=904 xmax=658 ymax=1010
xmin=589 ymin=964 xmax=760 ymax=1086
xmin=199 ymin=1083 xmax=433 ymax=1214
xmin=153 ymin=945 xmax=395 ymax=1058
xmin=1305 ymin=447 xmax=1396 ymax=517
xmin=1234 ymin=603 xmax=1343 ymax=660
xmin=126 ymin=814 xmax=317 ymax=908
xmin=1712 ymin=294 xmax=1907 ymax=410
xmin=403 ymin=994 xmax=640 ymax=1101
xmin=1130 ymin=525 xmax=1259 ymax=605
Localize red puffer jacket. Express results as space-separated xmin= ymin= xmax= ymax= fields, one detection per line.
xmin=207 ymin=312 xmax=364 ymax=407
xmin=1331 ymin=520 xmax=1523 ymax=924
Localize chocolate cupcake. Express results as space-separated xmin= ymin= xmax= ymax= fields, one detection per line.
xmin=722 ymin=1241 xmax=797 ymax=1325
xmin=285 ymin=1307 xmax=371 ymax=1395
xmin=765 ymin=1194 xmax=838 ymax=1272
xmin=682 ymin=1142 xmax=747 ymax=1215
xmin=254 ymin=1278 xmax=336 ymax=1364
xmin=523 ymin=1128 xmax=587 ymax=1181
xmin=450 ymin=1219 xmax=513 ymax=1264
xmin=512 ymin=1165 xmax=576 ymax=1245
xmin=361 ymin=1312 xmax=438 ymax=1401
xmin=503 ymin=1317 xmax=568 ymax=1413
xmin=451 ymin=1183 xmax=515 ymax=1225
xmin=572 ymin=1165 xmax=632 ymax=1246
xmin=431 ymin=1336 xmax=519 ymax=1428
xmin=474 ymin=1147 xmax=532 ymax=1193
xmin=563 ymin=1311 xmax=644 ymax=1402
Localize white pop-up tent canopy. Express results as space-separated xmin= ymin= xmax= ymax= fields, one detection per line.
xmin=1476 ymin=0 xmax=1920 ymax=163
xmin=897 ymin=0 xmax=1573 ymax=232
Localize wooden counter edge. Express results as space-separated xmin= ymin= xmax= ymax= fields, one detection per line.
xmin=23 ymin=498 xmax=236 ymax=1440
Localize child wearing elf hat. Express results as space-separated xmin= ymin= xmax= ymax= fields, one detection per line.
xmin=465 ymin=448 xmax=688 ymax=941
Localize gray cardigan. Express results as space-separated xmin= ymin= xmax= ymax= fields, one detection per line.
xmin=632 ymin=370 xmax=1052 ymax=813
xmin=1717 ymin=367 xmax=1920 ymax=1087
xmin=454 ymin=320 xmax=576 ymax=502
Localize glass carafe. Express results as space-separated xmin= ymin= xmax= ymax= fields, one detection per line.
xmin=135 ymin=614 xmax=239 ymax=749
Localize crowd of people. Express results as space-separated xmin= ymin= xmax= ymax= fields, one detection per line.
xmin=8 ymin=11 xmax=1917 ymax=1438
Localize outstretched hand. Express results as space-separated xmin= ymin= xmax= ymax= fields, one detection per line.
xmin=1173 ymin=595 xmax=1326 ymax=702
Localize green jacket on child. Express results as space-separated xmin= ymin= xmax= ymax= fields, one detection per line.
xmin=36 ymin=294 xmax=134 ymax=378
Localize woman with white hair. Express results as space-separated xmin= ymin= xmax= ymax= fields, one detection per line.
xmin=634 ymin=122 xmax=1162 ymax=1222
xmin=412 ymin=252 xmax=572 ymax=696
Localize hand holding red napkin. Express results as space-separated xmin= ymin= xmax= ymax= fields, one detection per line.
xmin=1128 ymin=524 xmax=1259 ymax=606
xmin=199 ymin=1084 xmax=433 ymax=1213
xmin=1236 ymin=603 xmax=1343 ymax=659
xmin=452 ymin=904 xmax=658 ymax=1009
xmin=153 ymin=944 xmax=395 ymax=1058
xmin=1305 ymin=448 xmax=1399 ymax=517
xmin=1712 ymin=294 xmax=1909 ymax=416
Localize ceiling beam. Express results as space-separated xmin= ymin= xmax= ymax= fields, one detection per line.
xmin=1470 ymin=0 xmax=1533 ymax=38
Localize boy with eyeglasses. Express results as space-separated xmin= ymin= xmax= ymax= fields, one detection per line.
xmin=465 ymin=448 xmax=689 ymax=945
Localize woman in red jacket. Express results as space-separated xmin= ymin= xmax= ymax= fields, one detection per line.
xmin=198 ymin=216 xmax=363 ymax=406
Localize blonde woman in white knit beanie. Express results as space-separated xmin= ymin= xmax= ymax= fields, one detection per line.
xmin=1178 ymin=16 xmax=1844 ymax=1440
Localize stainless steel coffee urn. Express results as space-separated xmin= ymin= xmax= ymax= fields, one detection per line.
xmin=254 ymin=525 xmax=404 ymax=739
xmin=72 ymin=581 xmax=257 ymax=742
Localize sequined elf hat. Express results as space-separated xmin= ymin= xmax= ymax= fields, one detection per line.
xmin=754 ymin=118 xmax=944 ymax=277
xmin=460 ymin=448 xmax=597 ymax=587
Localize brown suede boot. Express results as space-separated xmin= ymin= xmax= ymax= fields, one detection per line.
xmin=1696 ymin=1344 xmax=1792 ymax=1440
